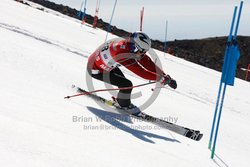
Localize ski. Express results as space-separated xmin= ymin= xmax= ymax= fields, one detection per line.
xmin=71 ymin=85 xmax=203 ymax=141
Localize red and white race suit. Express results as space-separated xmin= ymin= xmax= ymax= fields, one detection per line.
xmin=88 ymin=38 xmax=165 ymax=81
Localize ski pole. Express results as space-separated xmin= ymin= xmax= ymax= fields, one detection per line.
xmin=64 ymin=81 xmax=156 ymax=99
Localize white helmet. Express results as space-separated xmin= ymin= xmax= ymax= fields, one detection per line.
xmin=130 ymin=31 xmax=151 ymax=53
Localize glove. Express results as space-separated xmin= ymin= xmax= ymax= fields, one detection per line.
xmin=159 ymin=74 xmax=177 ymax=89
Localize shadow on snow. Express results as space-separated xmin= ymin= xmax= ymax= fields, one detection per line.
xmin=87 ymin=106 xmax=180 ymax=144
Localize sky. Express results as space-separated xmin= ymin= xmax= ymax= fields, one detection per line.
xmin=48 ymin=0 xmax=250 ymax=41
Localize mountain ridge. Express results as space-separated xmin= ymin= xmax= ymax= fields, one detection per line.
xmin=19 ymin=0 xmax=250 ymax=81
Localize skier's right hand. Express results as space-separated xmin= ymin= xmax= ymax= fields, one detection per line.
xmin=159 ymin=74 xmax=177 ymax=89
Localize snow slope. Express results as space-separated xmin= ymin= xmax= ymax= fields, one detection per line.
xmin=0 ymin=1 xmax=250 ymax=166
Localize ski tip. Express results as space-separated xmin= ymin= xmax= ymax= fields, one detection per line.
xmin=196 ymin=133 xmax=203 ymax=141
xmin=186 ymin=130 xmax=203 ymax=141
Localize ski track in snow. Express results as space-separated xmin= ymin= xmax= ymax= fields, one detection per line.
xmin=0 ymin=22 xmax=89 ymax=58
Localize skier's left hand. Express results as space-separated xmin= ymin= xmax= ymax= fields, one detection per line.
xmin=160 ymin=74 xmax=177 ymax=89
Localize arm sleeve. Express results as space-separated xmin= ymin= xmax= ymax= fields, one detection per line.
xmin=138 ymin=54 xmax=166 ymax=76
xmin=121 ymin=59 xmax=161 ymax=81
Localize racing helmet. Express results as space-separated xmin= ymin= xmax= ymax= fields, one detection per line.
xmin=130 ymin=31 xmax=151 ymax=54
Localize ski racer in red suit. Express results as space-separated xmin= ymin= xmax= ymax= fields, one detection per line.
xmin=87 ymin=31 xmax=177 ymax=114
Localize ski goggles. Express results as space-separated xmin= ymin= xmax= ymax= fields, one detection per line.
xmin=130 ymin=43 xmax=145 ymax=54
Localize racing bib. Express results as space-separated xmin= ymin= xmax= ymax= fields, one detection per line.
xmin=95 ymin=42 xmax=118 ymax=71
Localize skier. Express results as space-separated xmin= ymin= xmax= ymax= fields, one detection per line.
xmin=87 ymin=31 xmax=177 ymax=114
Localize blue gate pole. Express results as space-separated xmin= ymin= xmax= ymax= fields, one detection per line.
xmin=105 ymin=0 xmax=118 ymax=42
xmin=77 ymin=1 xmax=84 ymax=19
xmin=208 ymin=80 xmax=223 ymax=149
xmin=210 ymin=1 xmax=243 ymax=158
xmin=233 ymin=1 xmax=243 ymax=40
xmin=208 ymin=6 xmax=237 ymax=150
xmin=211 ymin=84 xmax=227 ymax=158
xmin=82 ymin=0 xmax=87 ymax=21
xmin=163 ymin=20 xmax=168 ymax=57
